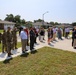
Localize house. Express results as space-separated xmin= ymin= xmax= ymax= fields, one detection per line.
xmin=32 ymin=21 xmax=52 ymax=28
xmin=0 ymin=21 xmax=15 ymax=30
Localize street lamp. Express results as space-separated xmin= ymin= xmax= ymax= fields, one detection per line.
xmin=42 ymin=11 xmax=49 ymax=25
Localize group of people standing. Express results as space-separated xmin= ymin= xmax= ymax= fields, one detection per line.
xmin=0 ymin=26 xmax=46 ymax=57
xmin=20 ymin=27 xmax=45 ymax=53
xmin=47 ymin=26 xmax=71 ymax=45
xmin=0 ymin=26 xmax=76 ymax=57
xmin=47 ymin=27 xmax=63 ymax=45
xmin=0 ymin=27 xmax=17 ymax=57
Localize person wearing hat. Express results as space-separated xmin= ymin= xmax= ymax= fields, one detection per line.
xmin=0 ymin=32 xmax=2 ymax=44
xmin=11 ymin=27 xmax=18 ymax=50
xmin=6 ymin=27 xmax=13 ymax=57
xmin=1 ymin=30 xmax=7 ymax=53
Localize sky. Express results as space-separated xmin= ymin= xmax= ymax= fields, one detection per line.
xmin=0 ymin=0 xmax=76 ymax=23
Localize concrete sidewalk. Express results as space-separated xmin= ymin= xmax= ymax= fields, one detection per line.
xmin=0 ymin=34 xmax=75 ymax=61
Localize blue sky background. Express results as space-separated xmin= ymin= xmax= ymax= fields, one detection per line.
xmin=0 ymin=0 xmax=76 ymax=23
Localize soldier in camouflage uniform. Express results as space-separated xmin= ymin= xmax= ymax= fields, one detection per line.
xmin=0 ymin=33 xmax=2 ymax=44
xmin=11 ymin=27 xmax=17 ymax=50
xmin=6 ymin=27 xmax=13 ymax=57
xmin=1 ymin=30 xmax=7 ymax=53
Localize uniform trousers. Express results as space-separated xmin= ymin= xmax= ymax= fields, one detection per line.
xmin=7 ymin=42 xmax=12 ymax=54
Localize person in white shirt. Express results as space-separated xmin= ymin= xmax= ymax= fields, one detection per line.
xmin=65 ymin=27 xmax=70 ymax=39
xmin=20 ymin=28 xmax=28 ymax=53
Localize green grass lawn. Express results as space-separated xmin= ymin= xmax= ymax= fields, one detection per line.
xmin=0 ymin=47 xmax=76 ymax=75
xmin=0 ymin=42 xmax=21 ymax=52
xmin=0 ymin=30 xmax=3 ymax=33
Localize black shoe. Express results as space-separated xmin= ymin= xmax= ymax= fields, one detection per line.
xmin=27 ymin=45 xmax=29 ymax=46
xmin=8 ymin=53 xmax=11 ymax=57
xmin=25 ymin=50 xmax=28 ymax=51
xmin=43 ymin=39 xmax=46 ymax=41
xmin=74 ymin=47 xmax=76 ymax=49
xmin=22 ymin=51 xmax=25 ymax=53
xmin=10 ymin=53 xmax=13 ymax=55
xmin=15 ymin=48 xmax=18 ymax=49
xmin=32 ymin=48 xmax=35 ymax=49
xmin=8 ymin=55 xmax=11 ymax=57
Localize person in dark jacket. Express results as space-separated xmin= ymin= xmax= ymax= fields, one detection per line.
xmin=29 ymin=27 xmax=35 ymax=51
xmin=39 ymin=27 xmax=45 ymax=42
xmin=72 ymin=28 xmax=74 ymax=46
xmin=73 ymin=27 xmax=76 ymax=49
xmin=33 ymin=27 xmax=38 ymax=44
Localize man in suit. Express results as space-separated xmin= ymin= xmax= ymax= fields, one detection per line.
xmin=29 ymin=27 xmax=35 ymax=51
xmin=73 ymin=27 xmax=76 ymax=49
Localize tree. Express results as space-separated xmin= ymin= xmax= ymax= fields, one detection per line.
xmin=37 ymin=19 xmax=43 ymax=22
xmin=54 ymin=22 xmax=59 ymax=25
xmin=72 ymin=22 xmax=76 ymax=26
xmin=4 ymin=14 xmax=27 ymax=27
xmin=5 ymin=14 xmax=14 ymax=22
xmin=50 ymin=21 xmax=54 ymax=25
xmin=14 ymin=15 xmax=21 ymax=27
xmin=21 ymin=19 xmax=26 ymax=25
xmin=14 ymin=15 xmax=21 ymax=23
xmin=34 ymin=19 xmax=43 ymax=22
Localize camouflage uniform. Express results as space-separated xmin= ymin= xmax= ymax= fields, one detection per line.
xmin=1 ymin=30 xmax=7 ymax=53
xmin=0 ymin=33 xmax=2 ymax=44
xmin=12 ymin=27 xmax=17 ymax=50
xmin=6 ymin=27 xmax=13 ymax=56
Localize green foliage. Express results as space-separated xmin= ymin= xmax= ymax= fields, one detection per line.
xmin=4 ymin=14 xmax=26 ymax=27
xmin=0 ymin=30 xmax=3 ymax=33
xmin=54 ymin=22 xmax=59 ymax=25
xmin=72 ymin=22 xmax=76 ymax=26
xmin=50 ymin=21 xmax=59 ymax=26
xmin=21 ymin=19 xmax=26 ymax=25
xmin=5 ymin=14 xmax=14 ymax=22
xmin=34 ymin=19 xmax=43 ymax=22
xmin=50 ymin=21 xmax=55 ymax=25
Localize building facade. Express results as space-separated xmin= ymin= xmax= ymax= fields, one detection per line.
xmin=0 ymin=21 xmax=15 ymax=30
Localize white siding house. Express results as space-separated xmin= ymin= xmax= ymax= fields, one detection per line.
xmin=0 ymin=21 xmax=15 ymax=30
